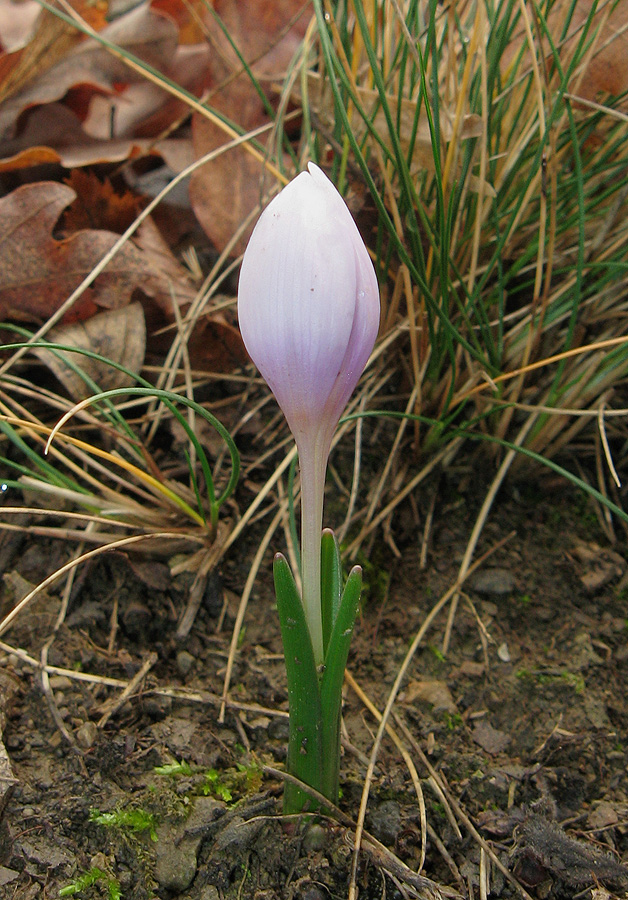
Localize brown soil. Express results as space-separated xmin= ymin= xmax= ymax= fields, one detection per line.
xmin=1 ymin=471 xmax=628 ymax=900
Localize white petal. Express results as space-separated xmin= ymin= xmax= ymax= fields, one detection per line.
xmin=238 ymin=168 xmax=358 ymax=438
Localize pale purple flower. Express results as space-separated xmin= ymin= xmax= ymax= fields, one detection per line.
xmin=238 ymin=162 xmax=380 ymax=663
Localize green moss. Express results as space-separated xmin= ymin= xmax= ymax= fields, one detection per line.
xmin=90 ymin=808 xmax=158 ymax=842
xmin=60 ymin=867 xmax=121 ymax=899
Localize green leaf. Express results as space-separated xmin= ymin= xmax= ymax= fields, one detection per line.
xmin=273 ymin=553 xmax=323 ymax=812
xmin=320 ymin=528 xmax=342 ymax=655
xmin=320 ymin=565 xmax=362 ymax=802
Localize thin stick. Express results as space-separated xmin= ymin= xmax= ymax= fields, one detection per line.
xmin=98 ymin=652 xmax=158 ymax=727
xmin=264 ymin=765 xmax=458 ymax=898
xmin=598 ymin=402 xmax=621 ymax=488
xmin=344 ymin=671 xmax=431 ymax=870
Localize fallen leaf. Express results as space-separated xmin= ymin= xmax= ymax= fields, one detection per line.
xmin=63 ymin=170 xmax=142 ymax=233
xmin=403 ymin=679 xmax=457 ymax=713
xmin=0 ymin=0 xmax=41 ymax=53
xmin=503 ymin=0 xmax=628 ymax=111
xmin=190 ymin=81 xmax=273 ymax=257
xmin=0 ymin=4 xmax=178 ymax=141
xmin=472 ymin=719 xmax=511 ymax=755
xmin=185 ymin=314 xmax=248 ymax=373
xmin=189 ymin=0 xmax=310 ymax=255
xmin=302 ymin=72 xmax=489 ymax=188
xmin=0 ymin=9 xmax=83 ymax=109
xmin=33 ymin=303 xmax=146 ymax=400
xmin=0 ymin=102 xmax=194 ymax=171
xmin=151 ymin=0 xmax=210 ymax=44
xmin=0 ymin=182 xmax=196 ymax=325
xmin=132 ymin=216 xmax=197 ymax=317
xmin=0 ymin=182 xmax=143 ymax=323
xmin=81 ymin=42 xmax=212 ymax=141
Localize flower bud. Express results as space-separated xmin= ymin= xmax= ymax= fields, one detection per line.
xmin=237 ymin=162 xmax=379 ymax=447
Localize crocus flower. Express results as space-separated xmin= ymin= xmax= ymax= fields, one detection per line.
xmin=238 ymin=162 xmax=380 ymax=666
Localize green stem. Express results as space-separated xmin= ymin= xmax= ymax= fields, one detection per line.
xmin=297 ymin=436 xmax=329 ymax=668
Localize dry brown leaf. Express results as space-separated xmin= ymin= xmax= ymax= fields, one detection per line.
xmin=189 ymin=0 xmax=310 ymax=256
xmin=0 ymin=182 xmax=196 ymax=325
xmin=0 ymin=9 xmax=82 ymax=107
xmin=0 ymin=102 xmax=194 ymax=172
xmin=33 ymin=303 xmax=146 ymax=400
xmin=151 ymin=0 xmax=210 ymax=45
xmin=0 ymin=4 xmax=178 ymax=141
xmin=132 ymin=216 xmax=197 ymax=317
xmin=402 ymin=679 xmax=457 ymax=713
xmin=63 ymin=170 xmax=142 ymax=234
xmin=565 ymin=1 xmax=628 ymax=105
xmin=302 ymin=72 xmax=489 ymax=188
xmin=502 ymin=0 xmax=628 ymax=110
xmin=0 ymin=0 xmax=41 ymax=53
xmin=81 ymin=42 xmax=212 ymax=141
xmin=0 ymin=182 xmax=147 ymax=323
xmin=190 ymin=80 xmax=272 ymax=257
xmin=185 ymin=313 xmax=248 ymax=372
xmin=0 ymin=1 xmax=110 ymax=108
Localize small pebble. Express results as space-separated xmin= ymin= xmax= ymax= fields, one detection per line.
xmin=49 ymin=676 xmax=73 ymax=691
xmin=293 ymin=880 xmax=327 ymax=900
xmin=76 ymin=721 xmax=99 ymax=750
xmin=470 ymin=568 xmax=516 ymax=596
xmin=302 ymin=823 xmax=328 ymax=852
xmin=369 ymin=800 xmax=401 ymax=846
xmin=90 ymin=852 xmax=109 ymax=870
xmin=176 ymin=650 xmax=195 ymax=677
xmin=268 ymin=717 xmax=290 ymax=742
xmin=199 ymin=888 xmax=220 ymax=900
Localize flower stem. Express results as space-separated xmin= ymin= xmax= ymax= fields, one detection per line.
xmin=297 ymin=436 xmax=328 ymax=669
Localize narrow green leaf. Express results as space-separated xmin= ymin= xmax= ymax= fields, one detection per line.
xmin=320 ymin=528 xmax=342 ymax=655
xmin=273 ymin=553 xmax=323 ymax=812
xmin=320 ymin=566 xmax=362 ymax=802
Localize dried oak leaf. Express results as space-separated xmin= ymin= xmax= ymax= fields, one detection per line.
xmin=0 ymin=181 xmax=193 ymax=325
xmin=471 ymin=719 xmax=511 ymax=755
xmin=0 ymin=102 xmax=193 ymax=172
xmin=0 ymin=4 xmax=177 ymax=142
xmin=33 ymin=303 xmax=146 ymax=400
xmin=190 ymin=0 xmax=310 ymax=256
xmin=0 ymin=0 xmax=40 ymax=54
xmin=62 ymin=170 xmax=142 ymax=234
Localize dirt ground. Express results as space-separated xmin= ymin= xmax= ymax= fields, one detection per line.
xmin=1 ymin=466 xmax=628 ymax=900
